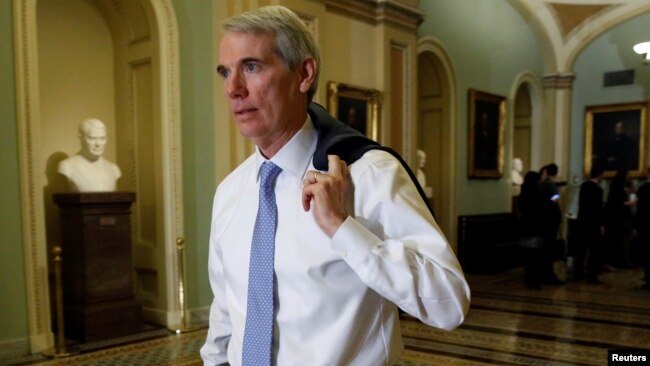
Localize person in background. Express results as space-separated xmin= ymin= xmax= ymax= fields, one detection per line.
xmin=539 ymin=163 xmax=559 ymax=201
xmin=518 ymin=171 xmax=556 ymax=290
xmin=604 ymin=169 xmax=634 ymax=268
xmin=538 ymin=163 xmax=564 ymax=284
xmin=577 ymin=165 xmax=606 ymax=284
xmin=634 ymin=166 xmax=650 ymax=290
xmin=201 ymin=6 xmax=470 ymax=365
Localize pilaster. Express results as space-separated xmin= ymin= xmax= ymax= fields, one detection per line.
xmin=542 ymin=73 xmax=575 ymax=180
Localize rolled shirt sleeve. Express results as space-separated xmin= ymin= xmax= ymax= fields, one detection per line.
xmin=330 ymin=150 xmax=470 ymax=330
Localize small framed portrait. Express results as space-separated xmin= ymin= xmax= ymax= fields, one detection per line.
xmin=327 ymin=81 xmax=380 ymax=141
xmin=467 ymin=89 xmax=506 ymax=179
xmin=584 ymin=101 xmax=648 ymax=178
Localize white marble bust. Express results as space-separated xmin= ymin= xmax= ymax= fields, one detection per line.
xmin=511 ymin=157 xmax=524 ymax=196
xmin=58 ymin=118 xmax=121 ymax=192
xmin=416 ymin=149 xmax=433 ymax=198
xmin=416 ymin=150 xmax=426 ymax=187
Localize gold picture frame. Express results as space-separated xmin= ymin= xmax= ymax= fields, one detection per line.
xmin=327 ymin=81 xmax=380 ymax=141
xmin=584 ymin=101 xmax=648 ymax=178
xmin=467 ymin=89 xmax=506 ymax=179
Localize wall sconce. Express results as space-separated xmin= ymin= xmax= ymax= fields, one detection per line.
xmin=633 ymin=42 xmax=650 ymax=64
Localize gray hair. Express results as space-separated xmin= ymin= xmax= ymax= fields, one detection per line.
xmin=223 ymin=5 xmax=320 ymax=102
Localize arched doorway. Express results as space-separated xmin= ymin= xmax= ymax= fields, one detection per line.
xmin=14 ymin=0 xmax=183 ymax=352
xmin=416 ymin=38 xmax=458 ymax=248
xmin=508 ymin=73 xmax=544 ymax=211
xmin=513 ymin=83 xmax=533 ymax=175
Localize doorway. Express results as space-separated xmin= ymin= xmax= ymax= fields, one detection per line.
xmin=417 ymin=38 xmax=457 ymax=247
xmin=513 ymin=83 xmax=533 ymax=174
xmin=15 ymin=0 xmax=184 ymax=352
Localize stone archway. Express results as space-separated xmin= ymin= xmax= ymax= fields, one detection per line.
xmin=416 ymin=37 xmax=458 ymax=249
xmin=13 ymin=0 xmax=183 ymax=352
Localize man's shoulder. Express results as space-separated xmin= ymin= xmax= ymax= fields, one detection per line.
xmin=348 ymin=149 xmax=403 ymax=180
xmin=353 ymin=149 xmax=399 ymax=168
xmin=581 ymin=180 xmax=602 ymax=191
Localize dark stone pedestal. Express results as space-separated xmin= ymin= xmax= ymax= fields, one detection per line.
xmin=53 ymin=192 xmax=142 ymax=342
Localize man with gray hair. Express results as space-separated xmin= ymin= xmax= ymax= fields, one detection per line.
xmin=202 ymin=5 xmax=469 ymax=365
xmin=58 ymin=118 xmax=121 ymax=192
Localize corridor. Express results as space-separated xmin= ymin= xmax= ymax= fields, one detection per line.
xmin=4 ymin=267 xmax=648 ymax=366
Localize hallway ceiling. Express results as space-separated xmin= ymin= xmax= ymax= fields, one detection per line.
xmin=538 ymin=0 xmax=646 ymax=39
xmin=509 ymin=0 xmax=650 ymax=70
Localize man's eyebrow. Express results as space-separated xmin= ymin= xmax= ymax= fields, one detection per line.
xmin=216 ymin=57 xmax=263 ymax=75
xmin=240 ymin=57 xmax=262 ymax=64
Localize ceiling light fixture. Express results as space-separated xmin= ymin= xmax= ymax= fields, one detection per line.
xmin=633 ymin=41 xmax=650 ymax=64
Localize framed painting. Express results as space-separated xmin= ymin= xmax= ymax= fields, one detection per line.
xmin=327 ymin=81 xmax=380 ymax=141
xmin=584 ymin=101 xmax=648 ymax=178
xmin=467 ymin=89 xmax=506 ymax=178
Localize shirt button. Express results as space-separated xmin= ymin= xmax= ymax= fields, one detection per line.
xmin=340 ymin=250 xmax=348 ymax=258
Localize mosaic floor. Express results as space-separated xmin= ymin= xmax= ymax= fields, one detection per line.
xmin=3 ymin=266 xmax=648 ymax=366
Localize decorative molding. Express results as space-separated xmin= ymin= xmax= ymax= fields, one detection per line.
xmin=14 ymin=0 xmax=53 ymax=353
xmin=509 ymin=71 xmax=545 ymax=186
xmin=324 ymin=0 xmax=424 ymax=30
xmin=153 ymin=0 xmax=186 ymax=327
xmin=542 ymin=73 xmax=576 ymax=89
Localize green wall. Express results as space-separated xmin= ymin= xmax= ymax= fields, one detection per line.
xmin=417 ymin=0 xmax=544 ymax=215
xmin=171 ymin=0 xmax=215 ymax=309
xmin=0 ymin=1 xmax=30 ymax=344
xmin=570 ymin=12 xmax=650 ymax=184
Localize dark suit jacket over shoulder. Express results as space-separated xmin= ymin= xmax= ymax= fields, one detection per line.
xmin=307 ymin=102 xmax=434 ymax=217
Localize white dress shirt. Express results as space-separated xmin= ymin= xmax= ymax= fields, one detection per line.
xmin=201 ymin=117 xmax=470 ymax=366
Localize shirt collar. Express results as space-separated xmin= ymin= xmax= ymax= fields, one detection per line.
xmin=254 ymin=115 xmax=317 ymax=181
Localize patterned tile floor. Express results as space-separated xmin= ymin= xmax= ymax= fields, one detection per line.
xmin=2 ymin=266 xmax=648 ymax=365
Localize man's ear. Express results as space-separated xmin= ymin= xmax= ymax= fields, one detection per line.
xmin=298 ymin=57 xmax=316 ymax=94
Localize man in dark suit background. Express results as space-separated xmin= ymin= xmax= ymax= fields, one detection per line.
xmin=635 ymin=166 xmax=650 ymax=290
xmin=576 ymin=165 xmax=606 ymax=283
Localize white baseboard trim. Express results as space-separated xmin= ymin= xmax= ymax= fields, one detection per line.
xmin=141 ymin=306 xmax=210 ymax=330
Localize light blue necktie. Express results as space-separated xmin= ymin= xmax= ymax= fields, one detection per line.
xmin=242 ymin=161 xmax=282 ymax=366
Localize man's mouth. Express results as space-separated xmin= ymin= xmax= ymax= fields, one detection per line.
xmin=234 ymin=107 xmax=257 ymax=117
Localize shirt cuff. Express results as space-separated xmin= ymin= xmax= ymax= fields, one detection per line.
xmin=330 ymin=216 xmax=381 ymax=266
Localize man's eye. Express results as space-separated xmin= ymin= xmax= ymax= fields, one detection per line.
xmin=244 ymin=63 xmax=260 ymax=72
xmin=217 ymin=69 xmax=229 ymax=79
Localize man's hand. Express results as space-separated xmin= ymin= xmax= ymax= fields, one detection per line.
xmin=302 ymin=155 xmax=351 ymax=238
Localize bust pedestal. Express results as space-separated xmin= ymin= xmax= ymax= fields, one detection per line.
xmin=53 ymin=192 xmax=142 ymax=342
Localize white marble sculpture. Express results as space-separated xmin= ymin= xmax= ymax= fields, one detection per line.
xmin=416 ymin=149 xmax=433 ymax=198
xmin=58 ymin=118 xmax=121 ymax=192
xmin=511 ymin=157 xmax=524 ymax=196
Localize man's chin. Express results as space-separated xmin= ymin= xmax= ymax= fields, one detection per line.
xmin=235 ymin=121 xmax=265 ymax=139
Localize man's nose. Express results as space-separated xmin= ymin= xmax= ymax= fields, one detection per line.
xmin=225 ymin=71 xmax=247 ymax=99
